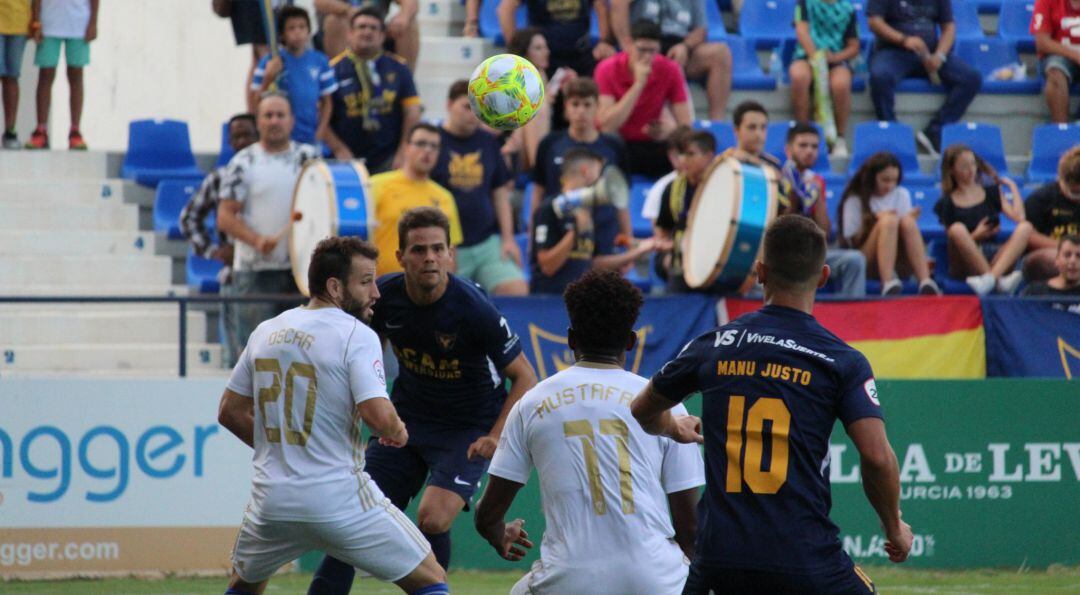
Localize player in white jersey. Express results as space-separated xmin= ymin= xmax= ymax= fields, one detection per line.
xmin=474 ymin=269 xmax=706 ymax=595
xmin=217 ymin=236 xmax=450 ymax=595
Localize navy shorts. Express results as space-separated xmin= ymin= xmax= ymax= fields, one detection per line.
xmin=682 ymin=561 xmax=877 ymax=595
xmin=364 ymin=423 xmax=490 ymax=512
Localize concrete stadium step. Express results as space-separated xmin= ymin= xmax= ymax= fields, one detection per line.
xmin=0 ymin=255 xmax=174 ymax=286
xmin=0 ymin=150 xmax=111 ymax=179
xmin=0 ymin=310 xmax=209 ymax=344
xmin=0 ymin=283 xmax=185 ymax=297
xmin=0 ymin=302 xmax=204 ymax=315
xmin=0 ymin=203 xmax=140 ymax=231
xmin=0 ymin=230 xmax=157 ymax=256
xmin=418 ymin=0 xmax=465 ymax=35
xmin=0 ymin=367 xmax=230 ymax=379
xmin=0 ymin=179 xmax=128 ymax=204
xmin=0 ymin=343 xmax=224 ymax=374
xmin=417 ymin=75 xmax=472 ymax=120
xmin=418 ymin=36 xmax=494 ymax=70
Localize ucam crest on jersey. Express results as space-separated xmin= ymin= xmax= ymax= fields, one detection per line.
xmin=864 ymin=378 xmax=880 ymax=406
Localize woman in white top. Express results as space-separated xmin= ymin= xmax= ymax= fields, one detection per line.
xmin=838 ymin=152 xmax=941 ymax=296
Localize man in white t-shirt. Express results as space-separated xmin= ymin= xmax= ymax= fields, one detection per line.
xmin=219 ymin=93 xmax=321 ymax=363
xmin=217 ymin=236 xmax=450 ymax=595
xmin=475 ymin=269 xmax=705 ymax=595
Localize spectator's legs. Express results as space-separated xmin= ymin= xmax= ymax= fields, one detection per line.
xmin=1044 ymin=68 xmax=1071 ymax=124
xmin=687 ymin=42 xmax=731 ymax=121
xmin=1022 ymin=247 xmax=1059 ymax=282
xmin=899 ymin=212 xmax=931 ymax=283
xmin=829 ymin=65 xmax=852 ymax=142
xmin=1 ymin=76 xmax=16 ymax=132
xmin=946 ymin=222 xmax=990 ymax=277
xmin=860 ymin=211 xmax=900 ymax=281
xmin=66 ymin=66 xmax=83 ymax=130
xmin=868 ymin=48 xmax=920 ymax=121
xmin=989 ymin=221 xmax=1033 ymax=278
xmin=34 ymin=66 xmax=56 ymax=129
xmin=925 ymin=56 xmax=981 ymax=149
xmin=788 ymin=60 xmax=813 ymax=123
xmin=824 ymin=248 xmax=866 ymax=297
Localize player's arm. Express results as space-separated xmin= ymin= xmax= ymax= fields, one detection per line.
xmin=846 ymin=417 xmax=912 ymax=563
xmin=630 ymin=382 xmax=704 ymax=444
xmin=474 ymin=475 xmax=533 ymax=561
xmin=667 ymin=487 xmax=699 ymax=558
xmin=218 ymin=389 xmax=255 ymax=448
xmin=355 ymin=397 xmax=409 ymax=447
xmin=468 ymin=353 xmax=537 ymax=459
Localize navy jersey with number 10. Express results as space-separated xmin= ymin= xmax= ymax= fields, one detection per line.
xmin=652 ymin=305 xmax=882 ymax=574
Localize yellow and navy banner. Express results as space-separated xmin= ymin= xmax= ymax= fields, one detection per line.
xmin=493 ymin=295 xmax=716 ymax=379
xmin=983 ymin=298 xmax=1080 ymax=378
xmin=722 ymin=297 xmax=986 ymax=379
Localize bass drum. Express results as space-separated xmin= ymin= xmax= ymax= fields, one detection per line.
xmin=289 ymin=160 xmax=375 ymax=297
xmin=681 ymin=156 xmax=779 ymax=293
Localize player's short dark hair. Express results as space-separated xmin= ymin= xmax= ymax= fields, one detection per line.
xmin=679 ymin=130 xmax=716 ymax=154
xmin=448 ymin=79 xmax=469 ymax=102
xmin=277 ymin=5 xmax=311 ymax=33
xmin=564 ymin=269 xmax=644 ymax=354
xmin=351 ymin=6 xmax=386 ymax=29
xmin=398 ymin=206 xmax=451 ymax=250
xmin=563 ymin=77 xmax=599 ymax=102
xmin=630 ymin=20 xmax=662 ymax=41
xmin=507 ymin=26 xmax=543 ymax=58
xmin=733 ymin=100 xmax=768 ymax=128
xmin=309 ymin=236 xmax=379 ymax=300
xmin=1059 ymin=146 xmax=1080 ymax=186
xmin=228 ymin=113 xmax=256 ymax=128
xmin=763 ymin=215 xmax=826 ymax=290
xmin=1060 ymin=234 xmax=1080 ymax=252
xmin=560 ymin=147 xmax=605 ymax=176
xmin=407 ymin=122 xmax=441 ymax=143
xmin=786 ymin=122 xmax=820 ymax=144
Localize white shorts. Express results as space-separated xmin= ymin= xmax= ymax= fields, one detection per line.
xmin=511 ymin=547 xmax=690 ymax=595
xmin=230 ymin=500 xmax=431 ymax=584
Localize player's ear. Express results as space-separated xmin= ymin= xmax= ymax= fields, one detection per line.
xmin=817 ymin=263 xmax=831 ymax=289
xmin=625 ymin=330 xmax=638 ymax=353
xmin=396 ymin=249 xmax=404 ymax=269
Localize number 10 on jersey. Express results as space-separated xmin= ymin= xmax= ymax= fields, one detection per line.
xmin=726 ymin=396 xmax=791 ymax=494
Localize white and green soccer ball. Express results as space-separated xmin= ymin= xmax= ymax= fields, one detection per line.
xmin=467 ymin=54 xmax=545 ymax=131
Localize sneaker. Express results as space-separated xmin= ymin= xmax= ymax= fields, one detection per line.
xmin=68 ymin=129 xmax=87 ymax=150
xmin=831 ymin=137 xmax=849 ymax=159
xmin=965 ymin=272 xmax=996 ymax=296
xmin=915 ymin=130 xmax=939 ymax=158
xmin=918 ymin=278 xmax=943 ymax=295
xmin=881 ymin=278 xmax=903 ymax=296
xmin=25 ymin=127 xmax=48 ymax=150
xmin=1 ymin=131 xmax=18 ymax=149
xmin=996 ymin=270 xmax=1024 ymax=295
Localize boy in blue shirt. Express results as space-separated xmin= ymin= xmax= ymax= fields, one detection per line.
xmin=251 ymin=6 xmax=337 ymax=145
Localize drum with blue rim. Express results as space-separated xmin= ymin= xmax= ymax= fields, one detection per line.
xmin=289 ymin=160 xmax=374 ymax=296
xmin=682 ymin=156 xmax=779 ymax=293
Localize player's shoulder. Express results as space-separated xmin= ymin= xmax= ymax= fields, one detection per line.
xmin=447 ymin=274 xmax=496 ymax=307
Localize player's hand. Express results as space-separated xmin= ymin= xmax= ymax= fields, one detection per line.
xmin=501 ymin=237 xmax=523 ymax=266
xmin=901 ymin=35 xmax=928 ymax=56
xmin=593 ymin=41 xmax=616 ymax=61
xmin=666 ymin=42 xmax=689 ymax=68
xmin=264 ymin=55 xmax=284 ymax=81
xmin=378 ymin=423 xmax=409 ymax=448
xmin=884 ymin=517 xmax=914 ymax=563
xmin=495 ymin=519 xmax=534 ymax=561
xmin=254 ymin=235 xmax=278 ymax=255
xmin=669 ymin=415 xmax=705 ymax=444
xmin=467 ymin=435 xmax=499 ymax=460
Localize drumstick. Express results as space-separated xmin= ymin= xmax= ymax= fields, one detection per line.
xmin=268 ymin=211 xmax=304 ymax=245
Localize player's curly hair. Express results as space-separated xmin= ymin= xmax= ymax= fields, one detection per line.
xmin=308 ymin=236 xmax=379 ymax=300
xmin=563 ymin=269 xmax=644 ymax=354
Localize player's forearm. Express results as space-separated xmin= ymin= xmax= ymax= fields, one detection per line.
xmin=860 ymin=447 xmax=903 ymax=534
xmin=218 ymin=394 xmax=255 ymax=448
xmin=357 ymin=398 xmax=406 ymax=439
xmin=217 ymin=202 xmax=262 ymax=247
xmin=592 ymin=243 xmax=647 ymax=270
xmin=489 ymin=359 xmax=537 ymax=440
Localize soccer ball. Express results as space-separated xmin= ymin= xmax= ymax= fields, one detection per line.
xmin=467 ymin=54 xmax=545 ymax=131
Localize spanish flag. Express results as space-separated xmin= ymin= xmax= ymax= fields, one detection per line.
xmin=722 ymin=297 xmax=986 ymax=379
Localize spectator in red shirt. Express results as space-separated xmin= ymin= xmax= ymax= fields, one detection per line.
xmin=1032 ymin=0 xmax=1080 ymax=122
xmin=596 ymin=20 xmax=692 ymax=178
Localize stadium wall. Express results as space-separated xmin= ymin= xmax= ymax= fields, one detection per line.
xmin=1 ymin=378 xmax=1076 ymax=578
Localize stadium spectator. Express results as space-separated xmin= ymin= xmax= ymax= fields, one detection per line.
xmin=1031 ymin=0 xmax=1080 ymax=123
xmin=867 ymin=0 xmax=981 ymax=155
xmin=476 ymin=269 xmax=704 ymax=593
xmin=505 ymin=27 xmax=554 ymax=172
xmin=250 ymin=6 xmax=337 ymax=146
xmin=596 ymin=20 xmax=692 ymax=178
xmin=641 ymin=125 xmax=693 ymax=226
xmin=935 ymin=144 xmax=1030 ymax=295
xmin=531 ymin=76 xmax=631 ymax=239
xmin=725 ymin=100 xmax=781 ymax=169
xmin=838 ymin=151 xmax=942 ymax=295
xmin=323 ymin=6 xmax=420 ymax=173
xmin=313 ymin=0 xmax=419 ymax=71
xmin=654 ymin=129 xmax=713 ymax=292
xmin=431 ymin=80 xmax=528 ymax=296
xmin=371 ymin=122 xmax=464 ymax=275
xmin=1022 ymin=234 xmax=1080 ymax=295
xmin=610 ymin=0 xmax=732 ymax=121
xmin=213 ymin=0 xmax=291 ymax=113
xmin=789 ymin=0 xmax=860 ymax=158
xmin=632 ymin=214 xmax=913 ymax=594
xmin=780 ymin=122 xmax=867 ymax=297
xmin=531 ymin=147 xmax=656 ymax=293
xmin=1023 ymin=145 xmax=1080 ymax=281
xmin=497 ymin=0 xmax=615 ymax=78
xmin=0 ymin=0 xmax=29 ymax=149
xmin=25 ymin=0 xmax=98 ymax=150
xmin=217 ymin=94 xmax=319 ymax=361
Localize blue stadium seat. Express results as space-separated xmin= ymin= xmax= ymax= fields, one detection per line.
xmin=154 ymin=179 xmax=199 ymax=240
xmin=974 ymin=0 xmax=1003 ymax=13
xmin=705 ymin=0 xmax=728 ymax=42
xmin=848 ymin=121 xmax=934 ymax=184
xmin=739 ymin=0 xmax=796 ymax=48
xmin=778 ymin=38 xmax=867 ymax=91
xmin=952 ymin=0 xmax=984 ymax=40
xmin=515 ymin=232 xmax=531 ymax=283
xmin=186 ymin=248 xmax=223 ymax=294
xmin=998 ymin=1 xmax=1036 ymax=53
xmin=629 ymin=177 xmax=657 ymax=239
xmin=850 ymin=1 xmax=872 ymax=45
xmin=478 ymin=0 xmax=526 ymax=46
xmin=1027 ymin=123 xmax=1080 ymax=183
xmin=215 ymin=121 xmax=233 ymax=168
xmin=121 ymin=119 xmax=205 ymax=187
xmin=726 ymin=36 xmax=776 ymax=90
xmin=906 ymin=182 xmax=945 ymax=241
xmin=694 ymin=119 xmax=737 ymax=152
xmin=953 ymin=38 xmax=1041 ymax=94
xmin=940 ymin=122 xmax=1009 ymax=174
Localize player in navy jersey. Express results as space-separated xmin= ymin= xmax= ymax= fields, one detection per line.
xmin=310 ymin=207 xmax=538 ymax=594
xmin=631 ymin=215 xmax=913 ymax=594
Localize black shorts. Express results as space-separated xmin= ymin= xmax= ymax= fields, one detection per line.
xmin=230 ymin=0 xmax=270 ymax=46
xmin=625 ymin=140 xmax=672 ymax=178
xmin=682 ymin=561 xmax=878 ymax=595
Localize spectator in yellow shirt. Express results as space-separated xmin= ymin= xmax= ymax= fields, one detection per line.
xmin=0 ymin=0 xmax=31 ymax=149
